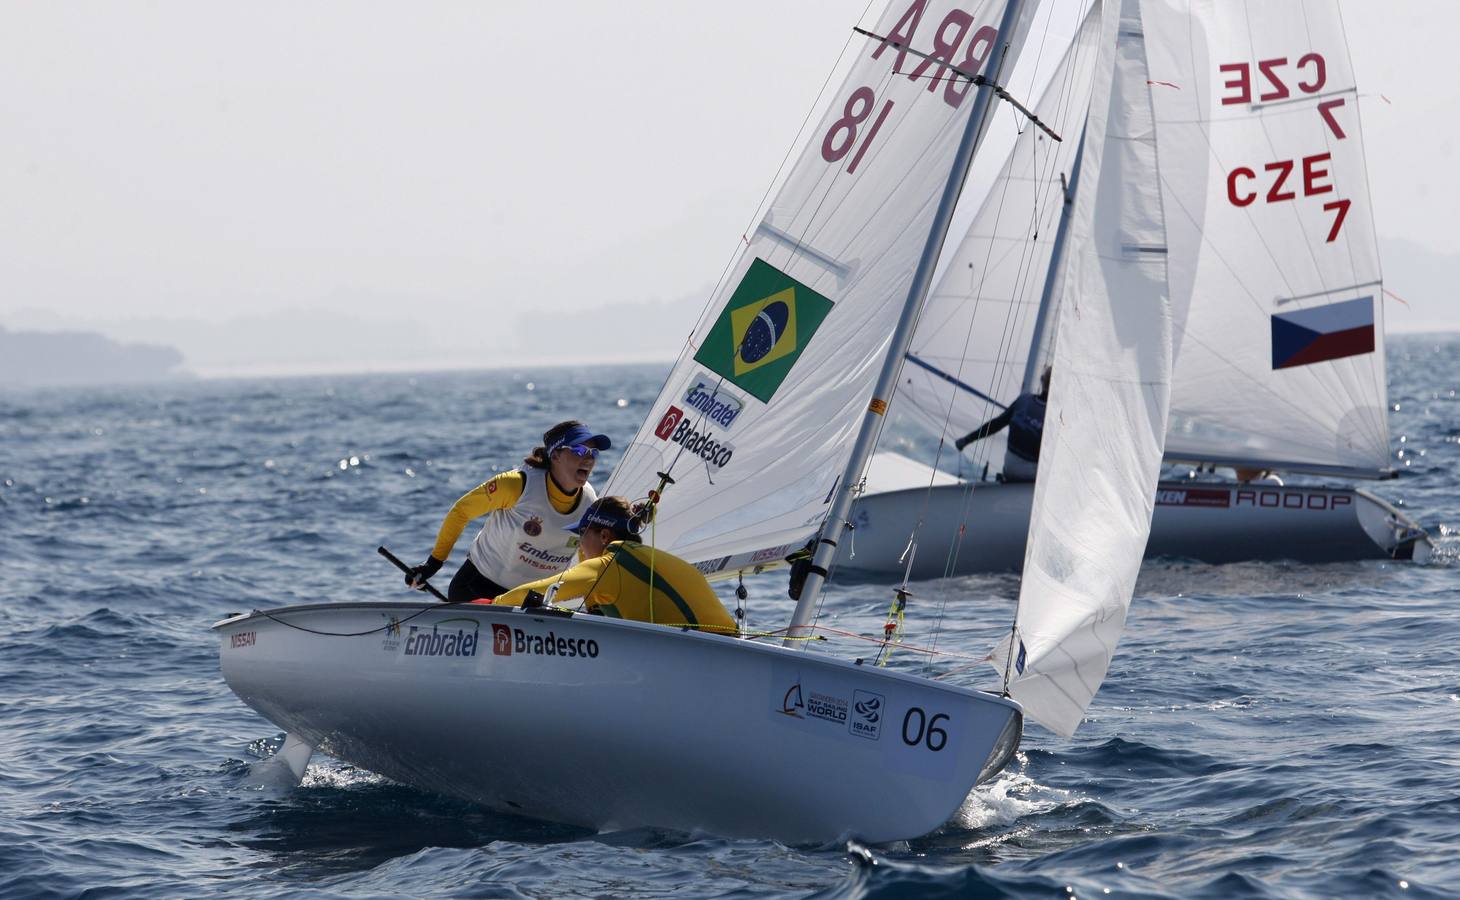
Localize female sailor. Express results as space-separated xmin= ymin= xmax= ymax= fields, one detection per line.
xmin=404 ymin=420 xmax=610 ymax=602
xmin=484 ymin=495 xmax=738 ymax=634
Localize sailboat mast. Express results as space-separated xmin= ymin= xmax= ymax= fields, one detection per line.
xmin=786 ymin=0 xmax=1029 ymax=645
xmin=1021 ymin=123 xmax=1086 ymax=394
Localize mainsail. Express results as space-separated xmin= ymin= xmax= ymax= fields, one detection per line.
xmin=608 ymin=0 xmax=1037 ymax=564
xmin=902 ymin=0 xmax=1391 ymax=480
xmin=992 ymin=0 xmax=1174 ymax=737
xmin=1145 ymin=0 xmax=1389 ymax=477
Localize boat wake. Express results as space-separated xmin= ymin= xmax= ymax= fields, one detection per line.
xmin=953 ymin=757 xmax=1069 ymax=832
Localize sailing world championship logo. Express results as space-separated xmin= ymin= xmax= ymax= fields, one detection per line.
xmin=692 ymin=258 xmax=834 ymax=403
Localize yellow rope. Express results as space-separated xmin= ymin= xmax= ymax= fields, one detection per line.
xmin=877 ymin=594 xmax=907 ymax=667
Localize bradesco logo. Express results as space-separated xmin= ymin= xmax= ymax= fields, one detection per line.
xmin=491 ymin=623 xmax=512 ymax=655
xmin=682 ymin=373 xmax=746 ymax=431
xmin=403 ymin=618 xmax=479 ymax=658
xmin=666 ymin=419 xmax=734 ymax=470
xmin=655 ymin=406 xmax=683 ymax=440
xmin=653 ymin=402 xmax=734 ymax=469
xmin=492 ymin=625 xmax=600 ymax=660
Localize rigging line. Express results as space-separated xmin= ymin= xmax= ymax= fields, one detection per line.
xmin=256 ymin=603 xmax=450 ymax=638
xmin=1154 ymin=12 xmax=1386 ymax=461
xmin=1333 ymin=1 xmax=1387 ymax=298
xmin=1151 ymin=0 xmax=1365 ymax=451
xmin=765 ymin=53 xmax=905 ymax=287
xmin=712 ymin=12 xmax=870 ymax=330
xmin=1241 ymin=14 xmax=1355 ymax=321
xmin=851 ymin=28 xmax=1063 ymax=142
xmin=951 ymin=1 xmax=1097 ymax=660
xmin=797 ymin=7 xmax=1080 ymax=637
xmin=1157 ymin=175 xmax=1387 ymax=455
xmin=784 ymin=0 xmax=1072 ymax=299
xmin=942 ymin=5 xmax=1092 ymax=414
xmin=923 ymin=93 xmax=1074 ymax=664
xmin=764 ymin=61 xmax=966 ymax=298
xmin=793 ymin=623 xmax=994 ymax=663
xmin=939 ymin=83 xmax=1072 ymax=479
xmin=604 ymin=9 xmax=869 ymax=502
xmin=1291 ymin=4 xmax=1383 ymax=446
xmin=906 ymin=11 xmax=1092 ymax=344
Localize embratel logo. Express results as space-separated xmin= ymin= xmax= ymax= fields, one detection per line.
xmin=404 ymin=618 xmax=480 ymax=658
xmin=491 ymin=623 xmax=512 ymax=656
xmin=523 ymin=515 xmax=543 ymax=537
xmin=682 ymin=373 xmax=746 ymax=431
xmin=692 ymin=258 xmax=834 ymax=403
xmin=655 ymin=406 xmax=684 ymax=440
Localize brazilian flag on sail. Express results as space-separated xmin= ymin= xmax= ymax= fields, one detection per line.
xmin=692 ymin=259 xmax=833 ymax=403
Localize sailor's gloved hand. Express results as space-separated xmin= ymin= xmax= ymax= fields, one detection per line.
xmin=404 ymin=556 xmax=444 ymax=590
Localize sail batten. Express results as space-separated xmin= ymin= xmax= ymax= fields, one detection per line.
xmin=1145 ymin=0 xmax=1389 ymax=475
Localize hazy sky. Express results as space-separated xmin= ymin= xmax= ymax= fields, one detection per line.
xmin=2 ymin=1 xmax=1456 ymax=377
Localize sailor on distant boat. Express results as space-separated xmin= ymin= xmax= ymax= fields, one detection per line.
xmin=483 ymin=496 xmax=738 ymax=635
xmin=404 ymin=420 xmax=608 ymax=602
xmin=954 ymin=367 xmax=1051 ymax=483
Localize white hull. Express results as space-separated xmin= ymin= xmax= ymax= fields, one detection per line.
xmin=838 ymin=459 xmax=1430 ymax=580
xmin=217 ymin=602 xmax=1022 ymax=844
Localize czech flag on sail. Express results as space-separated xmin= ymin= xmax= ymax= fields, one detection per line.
xmin=693 ymin=258 xmax=834 ymax=403
xmin=1270 ymin=297 xmax=1375 ymax=370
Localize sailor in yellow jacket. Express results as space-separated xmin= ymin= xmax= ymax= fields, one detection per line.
xmin=482 ymin=496 xmax=739 ymax=636
xmin=403 ymin=420 xmax=608 ymax=603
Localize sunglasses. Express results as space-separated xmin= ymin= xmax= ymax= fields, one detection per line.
xmin=556 ymin=444 xmax=599 ymax=459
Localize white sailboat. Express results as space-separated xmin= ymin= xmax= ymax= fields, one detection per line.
xmin=840 ymin=0 xmax=1431 ymax=579
xmin=220 ymin=0 xmax=1176 ymax=842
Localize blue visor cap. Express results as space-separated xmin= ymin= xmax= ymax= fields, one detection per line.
xmin=548 ymin=425 xmax=611 ymax=455
xmin=565 ymin=507 xmax=637 ymax=536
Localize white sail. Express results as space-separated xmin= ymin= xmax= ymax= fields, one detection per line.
xmin=1143 ymin=0 xmax=1389 ymax=476
xmin=900 ymin=1 xmax=1102 ymax=456
xmin=608 ymin=0 xmax=1036 ymax=565
xmin=992 ymin=0 xmax=1173 ymax=737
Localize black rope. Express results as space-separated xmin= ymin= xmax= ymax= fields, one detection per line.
xmin=254 ymin=602 xmax=461 ymax=638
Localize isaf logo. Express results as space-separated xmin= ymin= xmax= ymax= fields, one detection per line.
xmin=850 ymin=690 xmax=883 ymax=740
xmin=655 ymin=406 xmax=684 ymax=440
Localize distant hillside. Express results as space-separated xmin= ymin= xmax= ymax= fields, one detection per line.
xmin=0 ymin=325 xmax=188 ymax=387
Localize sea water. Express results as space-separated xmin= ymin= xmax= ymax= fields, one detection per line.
xmin=1 ymin=335 xmax=1456 ymax=898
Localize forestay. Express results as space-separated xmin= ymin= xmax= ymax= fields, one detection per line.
xmin=900 ymin=1 xmax=1102 ymax=454
xmin=1144 ymin=0 xmax=1390 ymax=477
xmin=990 ymin=0 xmax=1174 ymax=738
xmin=608 ymin=0 xmax=1036 ymax=566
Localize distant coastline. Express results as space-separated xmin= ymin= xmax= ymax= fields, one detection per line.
xmin=0 ymin=325 xmax=190 ymax=387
